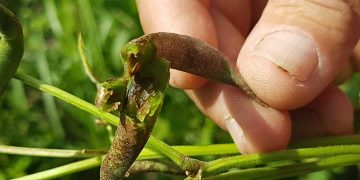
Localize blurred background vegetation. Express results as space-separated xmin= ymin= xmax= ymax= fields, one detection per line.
xmin=0 ymin=0 xmax=359 ymax=179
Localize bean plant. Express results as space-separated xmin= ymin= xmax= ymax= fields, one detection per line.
xmin=0 ymin=1 xmax=360 ymax=180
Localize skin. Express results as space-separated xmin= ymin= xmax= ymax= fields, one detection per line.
xmin=136 ymin=0 xmax=359 ymax=153
xmin=0 ymin=4 xmax=24 ymax=97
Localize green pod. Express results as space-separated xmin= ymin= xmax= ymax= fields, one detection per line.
xmin=0 ymin=4 xmax=24 ymax=97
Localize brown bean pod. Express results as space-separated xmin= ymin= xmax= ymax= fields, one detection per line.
xmin=100 ymin=115 xmax=152 ymax=179
xmin=100 ymin=38 xmax=170 ymax=179
xmin=131 ymin=32 xmax=265 ymax=106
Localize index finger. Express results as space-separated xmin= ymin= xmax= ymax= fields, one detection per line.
xmin=136 ymin=0 xmax=217 ymax=89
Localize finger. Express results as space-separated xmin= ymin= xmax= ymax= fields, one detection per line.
xmin=185 ymin=9 xmax=291 ymax=154
xmin=210 ymin=0 xmax=252 ymax=35
xmin=187 ymin=84 xmax=291 ymax=153
xmin=136 ymin=0 xmax=217 ymax=89
xmin=250 ymin=0 xmax=268 ymax=26
xmin=237 ymin=0 xmax=360 ymax=109
xmin=291 ymin=86 xmax=353 ymax=139
xmin=209 ymin=8 xmax=245 ymax=63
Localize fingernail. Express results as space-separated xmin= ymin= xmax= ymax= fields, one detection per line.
xmin=253 ymin=31 xmax=319 ymax=81
xmin=224 ymin=116 xmax=247 ymax=154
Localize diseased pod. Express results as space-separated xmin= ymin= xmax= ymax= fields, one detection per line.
xmin=97 ymin=37 xmax=170 ymax=179
xmin=0 ymin=4 xmax=24 ymax=97
xmin=97 ymin=32 xmax=267 ymax=179
xmin=132 ymin=32 xmax=265 ymax=105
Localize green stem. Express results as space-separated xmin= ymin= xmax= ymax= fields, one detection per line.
xmin=11 ymin=143 xmax=360 ymax=179
xmin=3 ymin=140 xmax=360 ymax=161
xmin=77 ymin=0 xmax=107 ymax=80
xmin=14 ymin=72 xmax=119 ymax=126
xmin=289 ymin=135 xmax=360 ymax=148
xmin=204 ymin=154 xmax=360 ymax=180
xmin=78 ymin=33 xmax=100 ymax=84
xmin=16 ymin=149 xmax=360 ymax=180
xmin=15 ymin=72 xmax=206 ymax=174
xmin=204 ymin=145 xmax=360 ymax=175
xmin=146 ymin=136 xmax=205 ymax=174
xmin=138 ymin=143 xmax=238 ymax=160
xmin=0 ymin=143 xmax=237 ymax=159
xmin=13 ymin=157 xmax=103 ymax=180
xmin=13 ymin=157 xmax=182 ymax=180
xmin=0 ymin=145 xmax=106 ymax=158
xmin=14 ymin=72 xmax=200 ymax=176
xmin=14 ymin=72 xmax=360 ymax=179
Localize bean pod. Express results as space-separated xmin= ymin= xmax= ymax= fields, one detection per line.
xmin=0 ymin=4 xmax=24 ymax=97
xmin=99 ymin=36 xmax=170 ymax=179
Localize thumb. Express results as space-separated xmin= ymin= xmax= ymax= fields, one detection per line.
xmin=237 ymin=0 xmax=360 ymax=109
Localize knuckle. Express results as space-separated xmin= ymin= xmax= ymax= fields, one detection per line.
xmin=342 ymin=0 xmax=360 ymax=16
xmin=268 ymin=0 xmax=359 ymax=44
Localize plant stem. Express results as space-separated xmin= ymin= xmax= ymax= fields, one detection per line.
xmin=3 ymin=140 xmax=360 ymax=160
xmin=146 ymin=136 xmax=205 ymax=174
xmin=203 ymin=145 xmax=360 ymax=175
xmin=204 ymin=154 xmax=360 ymax=180
xmin=13 ymin=156 xmax=103 ymax=180
xmin=14 ymin=72 xmax=205 ymax=172
xmin=77 ymin=0 xmax=107 ymax=81
xmin=14 ymin=72 xmax=119 ymax=126
xmin=138 ymin=143 xmax=238 ymax=160
xmin=14 ymin=72 xmax=360 ymax=179
xmin=13 ymin=72 xmax=211 ymax=176
xmin=128 ymin=160 xmax=184 ymax=175
xmin=0 ymin=145 xmax=106 ymax=158
xmin=0 ymin=143 xmax=237 ymax=159
xmin=289 ymin=135 xmax=360 ymax=148
xmin=12 ymin=147 xmax=360 ymax=179
xmin=13 ymin=158 xmax=182 ymax=180
xmin=77 ymin=33 xmax=100 ymax=84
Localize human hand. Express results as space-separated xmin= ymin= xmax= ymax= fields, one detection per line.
xmin=136 ymin=0 xmax=360 ymax=154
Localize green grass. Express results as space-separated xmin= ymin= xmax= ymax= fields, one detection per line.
xmin=0 ymin=1 xmax=224 ymax=179
xmin=0 ymin=0 xmax=359 ymax=179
